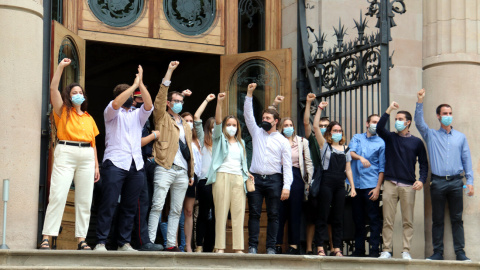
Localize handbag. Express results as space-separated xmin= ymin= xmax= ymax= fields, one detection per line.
xmin=309 ymin=145 xmax=328 ymax=198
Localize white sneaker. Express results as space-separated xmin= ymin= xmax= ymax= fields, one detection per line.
xmin=402 ymin=252 xmax=412 ymax=260
xmin=94 ymin=244 xmax=107 ymax=251
xmin=379 ymin=251 xmax=392 ymax=259
xmin=118 ymin=243 xmax=138 ymax=251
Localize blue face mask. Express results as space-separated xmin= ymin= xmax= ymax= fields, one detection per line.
xmin=320 ymin=128 xmax=327 ymax=135
xmin=332 ymin=133 xmax=342 ymax=142
xmin=395 ymin=120 xmax=407 ymax=132
xmin=283 ymin=127 xmax=294 ymax=137
xmin=171 ymin=103 xmax=183 ymax=114
xmin=71 ymin=94 xmax=85 ymax=105
xmin=441 ymin=116 xmax=453 ymax=126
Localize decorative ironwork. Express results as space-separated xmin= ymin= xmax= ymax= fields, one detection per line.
xmin=58 ymin=38 xmax=80 ymax=83
xmin=164 ymin=0 xmax=216 ymax=36
xmin=88 ymin=0 xmax=144 ymax=28
xmin=297 ymin=0 xmax=406 ymax=141
xmin=239 ymin=0 xmax=264 ymax=29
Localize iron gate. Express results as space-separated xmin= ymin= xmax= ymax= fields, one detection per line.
xmin=297 ymin=0 xmax=406 ymax=141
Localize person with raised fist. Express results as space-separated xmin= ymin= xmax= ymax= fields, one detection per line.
xmin=312 ymin=101 xmax=356 ymax=257
xmin=244 ymin=83 xmax=292 ymax=254
xmin=95 ymin=64 xmax=153 ymax=252
xmin=415 ymin=89 xmax=474 ymax=262
xmin=377 ymin=101 xmax=428 ymax=260
xmin=40 ymin=58 xmax=100 ymax=251
xmin=206 ymin=92 xmax=252 ymax=253
xmin=147 ymin=61 xmax=195 ymax=252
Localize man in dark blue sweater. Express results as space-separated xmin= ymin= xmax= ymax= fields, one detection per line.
xmin=376 ymin=101 xmax=428 ymax=260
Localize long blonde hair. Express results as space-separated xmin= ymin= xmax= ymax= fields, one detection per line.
xmin=221 ymin=115 xmax=246 ymax=155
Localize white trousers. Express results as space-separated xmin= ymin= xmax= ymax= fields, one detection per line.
xmin=42 ymin=144 xmax=95 ymax=238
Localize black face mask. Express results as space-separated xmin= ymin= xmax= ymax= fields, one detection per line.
xmin=135 ymin=102 xmax=144 ymax=109
xmin=122 ymin=97 xmax=134 ymax=108
xmin=261 ymin=121 xmax=273 ymax=132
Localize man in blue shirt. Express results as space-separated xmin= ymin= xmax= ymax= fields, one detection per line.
xmin=349 ymin=114 xmax=385 ymax=258
xmin=415 ymin=89 xmax=474 ymax=261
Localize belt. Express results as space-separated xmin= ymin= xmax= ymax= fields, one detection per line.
xmin=172 ymin=164 xmax=186 ymax=171
xmin=431 ymin=174 xmax=463 ymax=181
xmin=58 ymin=141 xmax=90 ymax=147
xmin=252 ymin=173 xmax=282 ymax=179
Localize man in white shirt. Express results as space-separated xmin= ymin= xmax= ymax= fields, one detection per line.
xmin=244 ymin=83 xmax=293 ymax=254
xmin=95 ymin=66 xmax=153 ymax=251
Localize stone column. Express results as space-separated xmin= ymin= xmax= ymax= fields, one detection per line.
xmin=0 ymin=0 xmax=43 ymax=249
xmin=423 ymin=0 xmax=480 ymax=260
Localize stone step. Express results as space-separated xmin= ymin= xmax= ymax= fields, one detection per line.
xmin=0 ymin=250 xmax=477 ymax=270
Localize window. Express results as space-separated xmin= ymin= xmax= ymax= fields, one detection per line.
xmin=238 ymin=0 xmax=265 ymax=53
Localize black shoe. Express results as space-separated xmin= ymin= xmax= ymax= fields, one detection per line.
xmin=140 ymin=242 xmax=164 ymax=251
xmin=275 ymin=246 xmax=282 ymax=254
xmin=426 ymin=253 xmax=443 ymax=260
xmin=306 ymin=251 xmax=314 ymax=255
xmin=266 ymin=248 xmax=276 ymax=255
xmin=368 ymin=252 xmax=380 ymax=258
xmin=456 ymin=253 xmax=471 ymax=262
xmin=165 ymin=246 xmax=181 ymax=252
xmin=248 ymin=246 xmax=257 ymax=254
xmin=286 ymin=247 xmax=300 ymax=255
xmin=349 ymin=251 xmax=366 ymax=257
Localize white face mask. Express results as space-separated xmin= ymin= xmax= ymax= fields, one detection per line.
xmin=188 ymin=122 xmax=193 ymax=130
xmin=226 ymin=126 xmax=237 ymax=137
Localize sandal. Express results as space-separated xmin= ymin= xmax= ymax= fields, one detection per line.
xmin=317 ymin=249 xmax=326 ymax=256
xmin=330 ymin=250 xmax=343 ymax=257
xmin=39 ymin=239 xmax=50 ymax=250
xmin=77 ymin=241 xmax=92 ymax=250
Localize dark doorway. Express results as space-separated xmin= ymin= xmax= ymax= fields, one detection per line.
xmin=85 ymin=41 xmax=221 ymax=162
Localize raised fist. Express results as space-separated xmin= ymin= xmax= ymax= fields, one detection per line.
xmin=247 ymin=83 xmax=257 ymax=92
xmin=59 ymin=58 xmax=71 ymax=67
xmin=206 ymin=94 xmax=216 ymax=102
xmin=182 ymin=89 xmax=192 ymax=97
xmin=168 ymin=61 xmax=180 ymax=70
xmin=319 ymin=101 xmax=328 ymax=109
xmin=218 ymin=92 xmax=226 ymax=101
xmin=306 ymin=93 xmax=316 ymax=102
xmin=274 ymin=95 xmax=285 ymax=105
xmin=417 ymin=89 xmax=425 ymax=100
xmin=389 ymin=101 xmax=400 ymax=110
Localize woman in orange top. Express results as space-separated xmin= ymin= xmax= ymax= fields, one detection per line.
xmin=40 ymin=58 xmax=100 ymax=250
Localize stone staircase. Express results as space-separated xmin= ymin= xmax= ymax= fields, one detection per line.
xmin=0 ymin=250 xmax=478 ymax=270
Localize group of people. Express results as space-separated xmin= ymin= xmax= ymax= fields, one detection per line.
xmin=39 ymin=58 xmax=474 ymax=262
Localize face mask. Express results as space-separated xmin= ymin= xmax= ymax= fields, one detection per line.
xmin=395 ymin=120 xmax=407 ymax=132
xmin=122 ymin=97 xmax=134 ymax=108
xmin=135 ymin=102 xmax=144 ymax=109
xmin=440 ymin=116 xmax=453 ymax=126
xmin=226 ymin=126 xmax=237 ymax=137
xmin=71 ymin=94 xmax=85 ymax=105
xmin=261 ymin=121 xmax=273 ymax=132
xmin=332 ymin=133 xmax=342 ymax=142
xmin=283 ymin=127 xmax=294 ymax=137
xmin=188 ymin=122 xmax=194 ymax=130
xmin=171 ymin=103 xmax=183 ymax=114
xmin=368 ymin=124 xmax=377 ymax=135
xmin=320 ymin=128 xmax=327 ymax=135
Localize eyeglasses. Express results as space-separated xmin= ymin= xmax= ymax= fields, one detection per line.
xmin=319 ymin=125 xmax=328 ymax=128
xmin=171 ymin=100 xmax=184 ymax=104
xmin=331 ymin=129 xmax=343 ymax=133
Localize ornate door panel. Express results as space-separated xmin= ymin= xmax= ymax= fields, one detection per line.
xmin=220 ymin=48 xmax=291 ymax=253
xmin=48 ymin=21 xmax=86 ymax=250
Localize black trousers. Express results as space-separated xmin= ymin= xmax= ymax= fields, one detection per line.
xmin=195 ymin=179 xmax=216 ymax=248
xmin=315 ymin=177 xmax=346 ymax=248
xmin=352 ymin=188 xmax=382 ymax=254
xmin=277 ymin=167 xmax=304 ymax=246
xmin=96 ymin=159 xmax=144 ymax=246
xmin=131 ymin=159 xmax=156 ymax=248
xmin=430 ymin=176 xmax=465 ymax=255
xmin=247 ymin=173 xmax=283 ymax=249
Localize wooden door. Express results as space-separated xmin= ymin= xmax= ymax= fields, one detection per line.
xmin=47 ymin=21 xmax=86 ymax=250
xmin=220 ymin=49 xmax=292 ymax=253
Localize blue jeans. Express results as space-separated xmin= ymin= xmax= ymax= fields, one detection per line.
xmin=352 ymin=188 xmax=382 ymax=255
